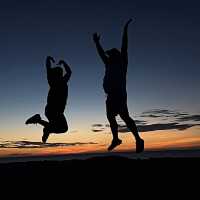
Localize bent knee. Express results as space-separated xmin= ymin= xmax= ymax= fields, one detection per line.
xmin=61 ymin=122 xmax=68 ymax=133
xmin=62 ymin=124 xmax=68 ymax=133
xmin=57 ymin=124 xmax=68 ymax=133
xmin=47 ymin=123 xmax=68 ymax=134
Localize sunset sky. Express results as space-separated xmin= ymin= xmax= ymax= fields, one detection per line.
xmin=0 ymin=0 xmax=200 ymax=158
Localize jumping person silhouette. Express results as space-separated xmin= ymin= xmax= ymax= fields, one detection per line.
xmin=93 ymin=19 xmax=144 ymax=152
xmin=25 ymin=56 xmax=71 ymax=143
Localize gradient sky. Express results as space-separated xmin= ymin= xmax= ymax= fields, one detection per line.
xmin=0 ymin=0 xmax=200 ymax=157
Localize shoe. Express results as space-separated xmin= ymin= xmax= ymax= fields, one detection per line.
xmin=136 ymin=139 xmax=144 ymax=153
xmin=25 ymin=114 xmax=41 ymax=125
xmin=108 ymin=139 xmax=122 ymax=151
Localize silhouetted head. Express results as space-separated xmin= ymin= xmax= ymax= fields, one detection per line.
xmin=52 ymin=66 xmax=63 ymax=81
xmin=106 ymin=48 xmax=121 ymax=63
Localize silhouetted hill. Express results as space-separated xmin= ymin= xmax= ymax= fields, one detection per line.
xmin=0 ymin=155 xmax=200 ymax=179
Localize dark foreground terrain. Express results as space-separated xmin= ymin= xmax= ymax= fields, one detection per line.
xmin=1 ymin=156 xmax=200 ymax=179
xmin=1 ymin=156 xmax=199 ymax=196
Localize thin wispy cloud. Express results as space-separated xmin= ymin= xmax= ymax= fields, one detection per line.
xmin=140 ymin=114 xmax=162 ymax=118
xmin=176 ymin=115 xmax=200 ymax=122
xmin=92 ymin=120 xmax=147 ymax=132
xmin=92 ymin=129 xmax=105 ymax=132
xmin=92 ymin=124 xmax=106 ymax=132
xmin=92 ymin=124 xmax=104 ymax=127
xmin=142 ymin=109 xmax=177 ymax=115
xmin=118 ymin=123 xmax=196 ymax=133
xmin=141 ymin=109 xmax=189 ymax=118
xmin=0 ymin=141 xmax=98 ymax=149
xmin=91 ymin=109 xmax=200 ymax=133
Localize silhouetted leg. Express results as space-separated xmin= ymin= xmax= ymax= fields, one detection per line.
xmin=30 ymin=117 xmax=52 ymax=143
xmin=107 ymin=114 xmax=118 ymax=140
xmin=107 ymin=114 xmax=122 ymax=151
xmin=25 ymin=114 xmax=51 ymax=143
xmin=41 ymin=114 xmax=68 ymax=143
xmin=106 ymin=97 xmax=122 ymax=151
xmin=38 ymin=119 xmax=49 ymax=127
xmin=51 ymin=114 xmax=68 ymax=133
xmin=42 ymin=127 xmax=50 ymax=143
xmin=120 ymin=112 xmax=140 ymax=140
xmin=120 ymin=110 xmax=144 ymax=153
xmin=25 ymin=114 xmax=49 ymax=127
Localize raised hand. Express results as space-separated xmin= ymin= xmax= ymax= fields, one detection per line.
xmin=46 ymin=56 xmax=55 ymax=63
xmin=46 ymin=56 xmax=55 ymax=69
xmin=93 ymin=33 xmax=101 ymax=43
xmin=58 ymin=60 xmax=66 ymax=66
xmin=58 ymin=60 xmax=71 ymax=72
xmin=124 ymin=18 xmax=134 ymax=29
xmin=58 ymin=59 xmax=72 ymax=81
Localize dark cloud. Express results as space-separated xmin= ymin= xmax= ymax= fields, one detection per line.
xmin=142 ymin=109 xmax=177 ymax=115
xmin=92 ymin=120 xmax=147 ymax=132
xmin=135 ymin=120 xmax=147 ymax=125
xmin=141 ymin=109 xmax=189 ymax=119
xmin=91 ymin=109 xmax=200 ymax=134
xmin=106 ymin=120 xmax=147 ymax=127
xmin=0 ymin=141 xmax=97 ymax=149
xmin=118 ymin=123 xmax=196 ymax=133
xmin=140 ymin=109 xmax=200 ymax=126
xmin=92 ymin=124 xmax=106 ymax=132
xmin=138 ymin=123 xmax=195 ymax=132
xmin=92 ymin=122 xmax=197 ymax=133
xmin=92 ymin=129 xmax=104 ymax=132
xmin=173 ymin=113 xmax=189 ymax=118
xmin=140 ymin=114 xmax=163 ymax=118
xmin=92 ymin=124 xmax=104 ymax=127
xmin=176 ymin=115 xmax=200 ymax=122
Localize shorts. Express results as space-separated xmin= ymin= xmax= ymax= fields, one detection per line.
xmin=106 ymin=94 xmax=129 ymax=117
xmin=45 ymin=105 xmax=68 ymax=133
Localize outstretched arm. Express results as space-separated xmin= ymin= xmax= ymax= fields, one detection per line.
xmin=46 ymin=56 xmax=55 ymax=84
xmin=46 ymin=56 xmax=55 ymax=70
xmin=93 ymin=33 xmax=108 ymax=65
xmin=121 ymin=19 xmax=133 ymax=66
xmin=58 ymin=60 xmax=72 ymax=82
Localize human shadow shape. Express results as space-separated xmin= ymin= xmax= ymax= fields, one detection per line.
xmin=25 ymin=56 xmax=72 ymax=143
xmin=93 ymin=19 xmax=144 ymax=153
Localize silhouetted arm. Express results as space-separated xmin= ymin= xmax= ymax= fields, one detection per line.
xmin=46 ymin=56 xmax=55 ymax=85
xmin=121 ymin=19 xmax=133 ymax=68
xmin=93 ymin=33 xmax=108 ymax=65
xmin=58 ymin=60 xmax=72 ymax=83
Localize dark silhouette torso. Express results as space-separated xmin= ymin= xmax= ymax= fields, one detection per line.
xmin=103 ymin=57 xmax=127 ymax=97
xmin=47 ymin=71 xmax=68 ymax=114
xmin=47 ymin=82 xmax=68 ymax=113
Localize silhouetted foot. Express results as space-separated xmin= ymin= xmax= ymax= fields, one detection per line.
xmin=25 ymin=114 xmax=41 ymax=125
xmin=42 ymin=131 xmax=50 ymax=144
xmin=108 ymin=139 xmax=122 ymax=151
xmin=136 ymin=139 xmax=144 ymax=153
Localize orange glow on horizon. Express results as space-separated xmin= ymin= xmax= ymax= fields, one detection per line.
xmin=0 ymin=127 xmax=200 ymax=158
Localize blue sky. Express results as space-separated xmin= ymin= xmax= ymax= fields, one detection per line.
xmin=0 ymin=0 xmax=199 ymax=155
